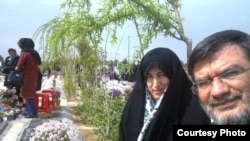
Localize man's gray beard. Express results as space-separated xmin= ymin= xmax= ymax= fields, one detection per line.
xmin=201 ymin=91 xmax=250 ymax=125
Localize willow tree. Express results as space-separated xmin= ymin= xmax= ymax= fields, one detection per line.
xmin=33 ymin=0 xmax=193 ymax=89
xmin=34 ymin=0 xmax=191 ymax=75
xmin=96 ymin=0 xmax=192 ymax=62
xmin=33 ymin=0 xmax=105 ymax=93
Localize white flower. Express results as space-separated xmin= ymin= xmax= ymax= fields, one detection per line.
xmin=29 ymin=120 xmax=79 ymax=141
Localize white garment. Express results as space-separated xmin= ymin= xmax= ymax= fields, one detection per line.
xmin=137 ymin=87 xmax=167 ymax=141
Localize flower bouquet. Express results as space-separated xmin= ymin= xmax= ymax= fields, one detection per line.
xmin=29 ymin=120 xmax=79 ymax=141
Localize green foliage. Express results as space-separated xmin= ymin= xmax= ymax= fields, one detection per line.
xmin=74 ymin=87 xmax=126 ymax=140
xmin=63 ymin=73 xmax=78 ymax=97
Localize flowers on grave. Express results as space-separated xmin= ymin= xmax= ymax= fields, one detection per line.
xmin=29 ymin=120 xmax=78 ymax=141
xmin=108 ymin=87 xmax=123 ymax=96
xmin=105 ymin=80 xmax=134 ymax=97
xmin=123 ymin=86 xmax=132 ymax=94
xmin=1 ymin=88 xmax=18 ymax=107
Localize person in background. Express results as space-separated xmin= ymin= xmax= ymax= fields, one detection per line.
xmin=16 ymin=38 xmax=42 ymax=118
xmin=121 ymin=68 xmax=129 ymax=81
xmin=37 ymin=67 xmax=43 ymax=91
xmin=119 ymin=47 xmax=210 ymax=141
xmin=188 ymin=29 xmax=250 ymax=125
xmin=128 ymin=62 xmax=139 ymax=82
xmin=47 ymin=68 xmax=51 ymax=78
xmin=2 ymin=48 xmax=23 ymax=103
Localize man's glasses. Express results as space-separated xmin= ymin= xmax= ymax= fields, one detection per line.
xmin=191 ymin=67 xmax=250 ymax=95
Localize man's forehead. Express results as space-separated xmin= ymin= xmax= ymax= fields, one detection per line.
xmin=193 ymin=45 xmax=246 ymax=74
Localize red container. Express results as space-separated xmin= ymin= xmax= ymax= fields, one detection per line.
xmin=35 ymin=92 xmax=51 ymax=113
xmin=42 ymin=89 xmax=56 ymax=109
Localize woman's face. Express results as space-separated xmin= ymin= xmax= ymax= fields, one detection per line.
xmin=9 ymin=51 xmax=16 ymax=58
xmin=146 ymin=67 xmax=170 ymax=100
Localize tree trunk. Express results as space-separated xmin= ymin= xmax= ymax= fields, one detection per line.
xmin=185 ymin=38 xmax=192 ymax=63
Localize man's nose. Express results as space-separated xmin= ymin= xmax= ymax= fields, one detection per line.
xmin=210 ymin=78 xmax=230 ymax=97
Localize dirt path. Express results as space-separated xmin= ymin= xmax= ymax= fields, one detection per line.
xmin=67 ymin=97 xmax=98 ymax=141
xmin=72 ymin=112 xmax=98 ymax=141
xmin=75 ymin=122 xmax=98 ymax=141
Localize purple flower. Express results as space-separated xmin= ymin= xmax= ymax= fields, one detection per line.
xmin=55 ymin=90 xmax=61 ymax=98
xmin=124 ymin=87 xmax=132 ymax=94
xmin=108 ymin=88 xmax=122 ymax=96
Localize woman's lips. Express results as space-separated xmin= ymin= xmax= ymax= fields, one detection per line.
xmin=153 ymin=90 xmax=163 ymax=95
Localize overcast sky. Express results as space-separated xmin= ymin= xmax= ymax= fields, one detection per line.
xmin=1 ymin=0 xmax=250 ymax=63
